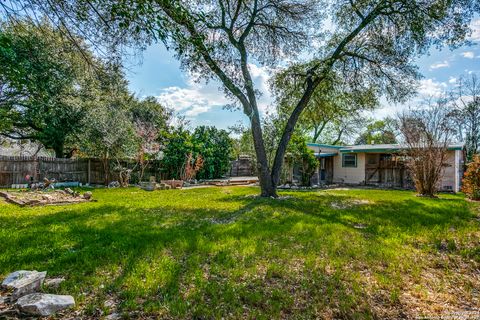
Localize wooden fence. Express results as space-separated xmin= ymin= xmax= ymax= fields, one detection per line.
xmin=229 ymin=156 xmax=255 ymax=177
xmin=0 ymin=155 xmax=257 ymax=188
xmin=0 ymin=156 xmax=160 ymax=187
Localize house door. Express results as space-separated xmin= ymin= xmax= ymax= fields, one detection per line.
xmin=319 ymin=157 xmax=334 ymax=184
xmin=320 ymin=158 xmax=326 ymax=181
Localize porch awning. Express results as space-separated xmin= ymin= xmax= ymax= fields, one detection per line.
xmin=314 ymin=152 xmax=337 ymax=158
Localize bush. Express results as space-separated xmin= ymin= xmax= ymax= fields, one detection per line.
xmin=462 ymin=154 xmax=480 ymax=200
xmin=287 ymin=135 xmax=318 ymax=186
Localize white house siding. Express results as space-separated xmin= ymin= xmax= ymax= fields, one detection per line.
xmin=332 ymin=153 xmax=366 ymax=184
xmin=438 ymin=150 xmax=463 ymax=192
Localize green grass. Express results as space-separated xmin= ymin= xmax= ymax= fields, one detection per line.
xmin=0 ymin=187 xmax=479 ymax=319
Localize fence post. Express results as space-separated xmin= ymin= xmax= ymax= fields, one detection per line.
xmin=34 ymin=156 xmax=39 ymax=182
xmin=87 ymin=159 xmax=91 ymax=185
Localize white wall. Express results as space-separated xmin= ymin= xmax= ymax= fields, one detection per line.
xmin=332 ymin=153 xmax=366 ymax=184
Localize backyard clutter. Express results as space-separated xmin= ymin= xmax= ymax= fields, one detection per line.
xmin=0 ymin=270 xmax=74 ymax=317
xmin=0 ymin=189 xmax=93 ymax=207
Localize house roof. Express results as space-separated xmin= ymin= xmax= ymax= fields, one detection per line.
xmin=307 ymin=142 xmax=464 ymax=154
xmin=339 ymin=143 xmax=464 ymax=153
xmin=306 ymin=143 xmax=343 ymax=149
xmin=313 ymin=152 xmax=337 ymax=158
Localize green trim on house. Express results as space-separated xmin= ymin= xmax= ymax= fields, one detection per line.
xmin=340 ymin=146 xmax=464 ymax=153
xmin=314 ymin=152 xmax=337 ymax=158
xmin=340 ymin=148 xmax=399 ymax=153
xmin=306 ymin=143 xmax=344 ymax=149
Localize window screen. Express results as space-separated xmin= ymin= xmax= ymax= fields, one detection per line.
xmin=342 ymin=154 xmax=357 ymax=167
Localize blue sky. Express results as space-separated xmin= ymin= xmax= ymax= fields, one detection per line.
xmin=126 ymin=18 xmax=480 ymax=130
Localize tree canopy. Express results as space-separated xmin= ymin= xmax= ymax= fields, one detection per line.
xmin=0 ymin=18 xmax=95 ymax=157
xmin=355 ymin=118 xmax=398 ymax=145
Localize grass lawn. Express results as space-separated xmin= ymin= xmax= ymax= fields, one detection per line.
xmin=0 ymin=187 xmax=479 ymax=319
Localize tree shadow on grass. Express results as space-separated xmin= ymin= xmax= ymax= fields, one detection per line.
xmin=0 ymin=190 xmax=476 ymax=318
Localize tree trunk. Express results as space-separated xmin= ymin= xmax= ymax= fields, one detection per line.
xmin=249 ymin=106 xmax=277 ymax=197
xmin=270 ymin=78 xmax=318 ymax=189
xmin=53 ymin=144 xmax=64 ymax=158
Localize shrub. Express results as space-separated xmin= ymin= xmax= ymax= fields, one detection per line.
xmin=462 ymin=154 xmax=480 ymax=200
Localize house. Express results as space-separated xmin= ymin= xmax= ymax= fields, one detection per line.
xmin=306 ymin=143 xmax=464 ymax=192
xmin=0 ymin=139 xmax=53 ymax=157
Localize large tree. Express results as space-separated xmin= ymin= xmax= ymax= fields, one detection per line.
xmin=0 ymin=18 xmax=96 ymax=157
xmin=13 ymin=0 xmax=476 ymax=196
xmin=355 ymin=118 xmax=398 ymax=145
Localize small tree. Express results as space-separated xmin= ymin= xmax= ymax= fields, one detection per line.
xmin=398 ymin=102 xmax=455 ymax=197
xmin=462 ymin=154 xmax=480 ymax=200
xmin=131 ymin=97 xmax=171 ymax=181
xmin=181 ymin=153 xmax=204 ymax=181
xmin=161 ymin=127 xmax=193 ymax=179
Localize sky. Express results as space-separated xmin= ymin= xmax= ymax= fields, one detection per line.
xmin=126 ymin=18 xmax=480 ymax=131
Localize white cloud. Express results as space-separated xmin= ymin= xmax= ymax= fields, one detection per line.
xmin=469 ymin=19 xmax=480 ymax=42
xmin=448 ymin=77 xmax=457 ymax=84
xmin=461 ymin=51 xmax=475 ymax=59
xmin=417 ymin=79 xmax=447 ymax=98
xmin=157 ymin=85 xmax=230 ymax=117
xmin=157 ymin=64 xmax=274 ymax=119
xmin=429 ymin=60 xmax=449 ymax=70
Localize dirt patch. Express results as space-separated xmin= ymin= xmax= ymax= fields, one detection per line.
xmin=331 ymin=199 xmax=373 ymax=209
xmin=0 ymin=190 xmax=93 ymax=207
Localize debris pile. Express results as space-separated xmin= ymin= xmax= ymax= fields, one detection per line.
xmin=0 ymin=188 xmax=93 ymax=207
xmin=139 ymin=176 xmax=183 ymax=191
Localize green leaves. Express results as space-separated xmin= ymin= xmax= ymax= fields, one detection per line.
xmin=0 ymin=18 xmax=95 ymax=156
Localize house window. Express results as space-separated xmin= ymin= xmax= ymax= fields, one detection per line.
xmin=342 ymin=153 xmax=357 ymax=167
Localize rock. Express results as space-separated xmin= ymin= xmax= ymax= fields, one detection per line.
xmin=24 ymin=199 xmax=40 ymax=206
xmin=108 ymin=181 xmax=120 ymax=188
xmin=353 ymin=223 xmax=368 ymax=229
xmin=16 ymin=293 xmax=74 ymax=316
xmin=139 ymin=182 xmax=155 ymax=191
xmin=0 ymin=295 xmax=8 ymax=304
xmin=64 ymin=188 xmax=74 ymax=195
xmin=83 ymin=191 xmax=92 ymax=200
xmin=44 ymin=278 xmax=65 ymax=289
xmin=103 ymin=297 xmax=117 ymax=309
xmin=105 ymin=312 xmax=122 ymax=320
xmin=2 ymin=270 xmax=46 ymax=301
xmin=42 ymin=195 xmax=53 ymax=202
